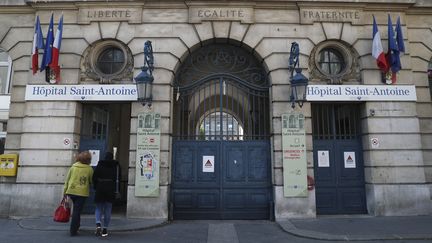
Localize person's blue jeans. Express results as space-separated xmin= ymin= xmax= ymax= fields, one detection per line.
xmin=68 ymin=195 xmax=86 ymax=235
xmin=95 ymin=202 xmax=113 ymax=228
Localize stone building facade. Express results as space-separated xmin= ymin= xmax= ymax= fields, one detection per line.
xmin=0 ymin=0 xmax=431 ymax=219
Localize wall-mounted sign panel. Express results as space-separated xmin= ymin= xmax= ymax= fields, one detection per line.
xmin=202 ymin=156 xmax=215 ymax=173
xmin=0 ymin=154 xmax=19 ymax=177
xmin=25 ymin=85 xmax=137 ymax=101
xmin=135 ymin=112 xmax=161 ymax=197
xmin=282 ymin=112 xmax=307 ymax=197
xmin=318 ymin=150 xmax=330 ymax=167
xmin=0 ymin=96 xmax=10 ymax=110
xmin=344 ymin=152 xmax=356 ymax=168
xmin=307 ymin=85 xmax=416 ymax=101
xmin=89 ymin=150 xmax=100 ymax=167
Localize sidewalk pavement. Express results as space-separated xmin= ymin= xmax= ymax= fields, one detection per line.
xmin=18 ymin=215 xmax=167 ymax=232
xmin=17 ymin=214 xmax=432 ymax=241
xmin=277 ymin=215 xmax=432 ymax=241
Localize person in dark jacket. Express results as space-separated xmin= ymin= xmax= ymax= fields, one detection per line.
xmin=92 ymin=152 xmax=121 ymax=237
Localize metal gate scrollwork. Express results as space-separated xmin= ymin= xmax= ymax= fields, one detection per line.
xmin=174 ymin=44 xmax=270 ymax=141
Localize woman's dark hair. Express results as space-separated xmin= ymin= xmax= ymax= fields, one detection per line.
xmin=104 ymin=152 xmax=113 ymax=160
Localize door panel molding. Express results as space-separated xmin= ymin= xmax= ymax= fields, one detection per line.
xmin=313 ymin=103 xmax=366 ymax=215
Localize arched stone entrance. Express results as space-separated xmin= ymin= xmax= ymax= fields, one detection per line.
xmin=171 ymin=43 xmax=272 ymax=219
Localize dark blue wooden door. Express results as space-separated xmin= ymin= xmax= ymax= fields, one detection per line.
xmin=313 ymin=140 xmax=366 ymax=214
xmin=312 ymin=103 xmax=366 ymax=214
xmin=172 ymin=140 xmax=271 ymax=219
xmin=79 ymin=106 xmax=109 ymax=213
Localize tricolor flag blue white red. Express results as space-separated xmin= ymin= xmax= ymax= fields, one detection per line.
xmin=40 ymin=14 xmax=54 ymax=77
xmin=372 ymin=15 xmax=388 ymax=73
xmin=31 ymin=16 xmax=44 ymax=74
xmin=49 ymin=14 xmax=63 ymax=83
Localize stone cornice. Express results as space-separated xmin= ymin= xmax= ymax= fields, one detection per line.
xmin=363 ymin=3 xmax=415 ymax=11
xmin=138 ymin=2 xmax=188 ymax=9
xmin=0 ymin=7 xmax=34 ymax=14
xmin=185 ymin=1 xmax=257 ymax=7
xmin=185 ymin=1 xmax=299 ymax=10
xmin=245 ymin=1 xmax=298 ymax=10
xmin=297 ymin=2 xmax=367 ymax=10
xmin=297 ymin=1 xmax=428 ymax=13
xmin=28 ymin=2 xmax=78 ymax=10
xmin=406 ymin=8 xmax=432 ymax=15
xmin=1 ymin=0 xmax=430 ymax=14
xmin=74 ymin=2 xmax=144 ymax=8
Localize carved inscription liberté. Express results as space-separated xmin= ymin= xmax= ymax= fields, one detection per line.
xmin=78 ymin=8 xmax=141 ymax=23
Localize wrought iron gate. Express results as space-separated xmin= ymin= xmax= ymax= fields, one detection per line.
xmin=312 ymin=103 xmax=367 ymax=214
xmin=171 ymin=44 xmax=272 ymax=219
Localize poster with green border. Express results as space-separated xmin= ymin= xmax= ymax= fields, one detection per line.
xmin=135 ymin=112 xmax=161 ymax=197
xmin=282 ymin=112 xmax=307 ymax=197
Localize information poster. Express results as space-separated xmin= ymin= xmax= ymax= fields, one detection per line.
xmin=135 ymin=112 xmax=161 ymax=197
xmin=282 ymin=112 xmax=307 ymax=197
xmin=202 ymin=156 xmax=215 ymax=172
xmin=318 ymin=150 xmax=330 ymax=167
xmin=344 ymin=152 xmax=356 ymax=168
xmin=89 ymin=150 xmax=100 ymax=166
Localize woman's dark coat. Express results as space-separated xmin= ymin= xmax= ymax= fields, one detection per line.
xmin=93 ymin=159 xmax=120 ymax=203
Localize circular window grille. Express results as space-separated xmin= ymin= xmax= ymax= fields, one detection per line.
xmin=309 ymin=41 xmax=360 ymax=84
xmin=81 ymin=40 xmax=133 ymax=83
xmin=96 ymin=47 xmax=125 ymax=75
xmin=318 ymin=48 xmax=345 ymax=76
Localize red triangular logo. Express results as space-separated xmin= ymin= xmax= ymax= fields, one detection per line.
xmin=205 ymin=160 xmax=212 ymax=167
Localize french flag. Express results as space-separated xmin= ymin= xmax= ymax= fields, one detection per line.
xmin=31 ymin=16 xmax=44 ymax=75
xmin=372 ymin=15 xmax=388 ymax=74
xmin=49 ymin=14 xmax=63 ymax=83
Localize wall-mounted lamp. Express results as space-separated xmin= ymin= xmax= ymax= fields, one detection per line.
xmin=135 ymin=40 xmax=154 ymax=107
xmin=288 ymin=42 xmax=309 ymax=109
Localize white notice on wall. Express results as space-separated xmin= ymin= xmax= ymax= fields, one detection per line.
xmin=318 ymin=150 xmax=330 ymax=167
xmin=344 ymin=152 xmax=356 ymax=168
xmin=202 ymin=156 xmax=215 ymax=173
xmin=89 ymin=150 xmax=100 ymax=166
